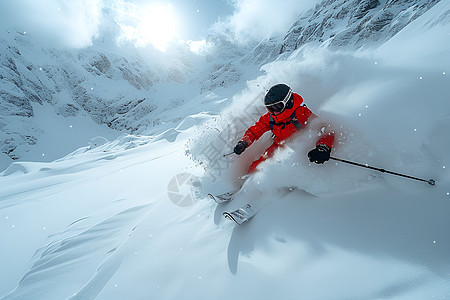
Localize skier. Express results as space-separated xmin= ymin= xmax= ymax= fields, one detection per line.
xmin=233 ymin=83 xmax=335 ymax=173
xmin=219 ymin=84 xmax=433 ymax=224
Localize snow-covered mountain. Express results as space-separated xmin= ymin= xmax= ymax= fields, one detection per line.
xmin=239 ymin=0 xmax=443 ymax=64
xmin=0 ymin=30 xmax=193 ymax=165
xmin=1 ymin=0 xmax=450 ymax=299
xmin=281 ymin=0 xmax=441 ymax=51
xmin=0 ymin=24 xmax=252 ymax=167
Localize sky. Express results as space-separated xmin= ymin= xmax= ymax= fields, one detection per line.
xmin=0 ymin=0 xmax=319 ymax=51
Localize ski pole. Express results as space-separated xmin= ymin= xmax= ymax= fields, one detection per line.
xmin=329 ymin=156 xmax=436 ymax=186
xmin=223 ymin=152 xmax=235 ymax=157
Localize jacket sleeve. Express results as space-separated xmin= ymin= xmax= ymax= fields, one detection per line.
xmin=316 ymin=130 xmax=335 ymax=149
xmin=241 ymin=113 xmax=271 ymax=146
xmin=315 ymin=124 xmax=335 ymax=150
xmin=300 ymin=105 xmax=335 ymax=150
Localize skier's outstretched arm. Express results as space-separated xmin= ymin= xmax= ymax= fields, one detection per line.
xmin=308 ymin=123 xmax=335 ymax=164
xmin=234 ymin=114 xmax=271 ymax=155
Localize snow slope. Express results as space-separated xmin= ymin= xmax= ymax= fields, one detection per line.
xmin=1 ymin=1 xmax=450 ymax=300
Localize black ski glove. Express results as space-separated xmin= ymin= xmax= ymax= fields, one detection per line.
xmin=234 ymin=141 xmax=248 ymax=155
xmin=308 ymin=144 xmax=331 ymax=164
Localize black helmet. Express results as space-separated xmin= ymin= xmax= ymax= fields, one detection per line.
xmin=264 ymin=84 xmax=293 ymax=114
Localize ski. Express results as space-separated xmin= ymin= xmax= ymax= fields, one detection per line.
xmin=208 ymin=191 xmax=237 ymax=204
xmin=223 ymin=204 xmax=257 ymax=225
xmin=221 ymin=186 xmax=298 ymax=225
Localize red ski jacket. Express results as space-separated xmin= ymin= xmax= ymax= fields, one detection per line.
xmin=241 ymin=93 xmax=334 ymax=148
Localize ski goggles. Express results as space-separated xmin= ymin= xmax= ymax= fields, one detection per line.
xmin=265 ymin=88 xmax=293 ymax=115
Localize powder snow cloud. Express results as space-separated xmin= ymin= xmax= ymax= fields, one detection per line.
xmin=213 ymin=0 xmax=321 ymax=44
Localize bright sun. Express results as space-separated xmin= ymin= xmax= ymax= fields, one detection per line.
xmin=136 ymin=3 xmax=177 ymax=51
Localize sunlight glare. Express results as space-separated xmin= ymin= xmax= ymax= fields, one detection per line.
xmin=135 ymin=3 xmax=177 ymax=51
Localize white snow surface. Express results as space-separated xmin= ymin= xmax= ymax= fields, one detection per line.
xmin=1 ymin=1 xmax=450 ymax=299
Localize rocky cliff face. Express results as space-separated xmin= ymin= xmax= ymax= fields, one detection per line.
xmin=0 ymin=30 xmax=193 ymax=160
xmin=278 ymin=0 xmax=441 ymax=54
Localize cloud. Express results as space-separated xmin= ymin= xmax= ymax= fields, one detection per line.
xmin=0 ymin=0 xmax=103 ymax=48
xmin=186 ymin=39 xmax=215 ymax=55
xmin=111 ymin=1 xmax=179 ymax=51
xmin=212 ymin=0 xmax=320 ymax=44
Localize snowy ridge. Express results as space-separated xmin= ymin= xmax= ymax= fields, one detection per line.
xmin=0 ymin=30 xmax=242 ymax=166
xmin=1 ymin=0 xmax=450 ymax=299
xmin=278 ymin=0 xmax=442 ymax=53
xmin=238 ymin=0 xmax=443 ymax=66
